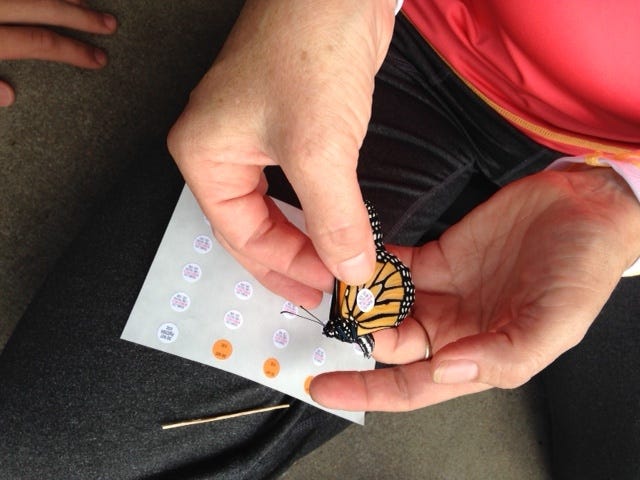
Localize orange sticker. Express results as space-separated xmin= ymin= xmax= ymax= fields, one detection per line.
xmin=303 ymin=375 xmax=314 ymax=395
xmin=212 ymin=339 xmax=233 ymax=360
xmin=263 ymin=357 xmax=281 ymax=378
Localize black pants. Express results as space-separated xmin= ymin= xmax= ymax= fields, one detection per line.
xmin=1 ymin=15 xmax=639 ymax=479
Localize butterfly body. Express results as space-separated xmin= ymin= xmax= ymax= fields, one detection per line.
xmin=322 ymin=202 xmax=415 ymax=357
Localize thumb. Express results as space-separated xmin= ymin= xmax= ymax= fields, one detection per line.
xmin=283 ymin=155 xmax=376 ymax=285
xmin=0 ymin=80 xmax=15 ymax=107
xmin=429 ymin=322 xmax=587 ymax=389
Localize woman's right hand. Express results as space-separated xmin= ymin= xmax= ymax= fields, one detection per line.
xmin=168 ymin=0 xmax=397 ymax=306
xmin=0 ymin=0 xmax=117 ymax=107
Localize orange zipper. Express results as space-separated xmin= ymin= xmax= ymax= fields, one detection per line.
xmin=455 ymin=74 xmax=631 ymax=155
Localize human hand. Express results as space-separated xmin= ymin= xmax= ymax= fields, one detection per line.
xmin=168 ymin=0 xmax=397 ymax=307
xmin=0 ymin=0 xmax=117 ymax=106
xmin=311 ymin=167 xmax=640 ymax=411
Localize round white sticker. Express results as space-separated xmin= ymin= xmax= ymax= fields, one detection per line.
xmin=273 ymin=329 xmax=290 ymax=349
xmin=170 ymin=292 xmax=191 ymax=312
xmin=182 ymin=263 xmax=202 ymax=283
xmin=223 ymin=310 xmax=244 ymax=330
xmin=356 ymin=288 xmax=375 ymax=313
xmin=193 ymin=235 xmax=213 ymax=254
xmin=234 ymin=281 xmax=254 ymax=300
xmin=157 ymin=323 xmax=179 ymax=343
xmin=312 ymin=347 xmax=327 ymax=366
xmin=281 ymin=301 xmax=299 ymax=319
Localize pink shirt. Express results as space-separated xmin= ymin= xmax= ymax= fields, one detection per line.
xmin=402 ymin=0 xmax=640 ymax=155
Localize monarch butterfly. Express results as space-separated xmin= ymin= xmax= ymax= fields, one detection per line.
xmin=321 ymin=201 xmax=415 ymax=357
xmin=284 ymin=202 xmax=415 ymax=357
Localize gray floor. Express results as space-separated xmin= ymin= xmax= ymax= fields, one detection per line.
xmin=0 ymin=2 xmax=550 ymax=478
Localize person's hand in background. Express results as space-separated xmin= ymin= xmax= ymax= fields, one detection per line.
xmin=0 ymin=0 xmax=117 ymax=107
xmin=168 ymin=0 xmax=398 ymax=307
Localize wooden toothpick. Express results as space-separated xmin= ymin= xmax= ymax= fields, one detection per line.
xmin=161 ymin=404 xmax=290 ymax=430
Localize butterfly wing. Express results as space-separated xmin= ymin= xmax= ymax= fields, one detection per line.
xmin=324 ymin=281 xmax=359 ymax=343
xmin=353 ymin=250 xmax=414 ymax=337
xmin=324 ymin=246 xmax=415 ymax=357
xmin=322 ymin=201 xmax=415 ymax=358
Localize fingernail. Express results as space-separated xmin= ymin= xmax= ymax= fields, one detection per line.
xmin=433 ymin=360 xmax=478 ymax=384
xmin=103 ymin=14 xmax=117 ymax=31
xmin=94 ymin=49 xmax=108 ymax=66
xmin=337 ymin=252 xmax=372 ymax=285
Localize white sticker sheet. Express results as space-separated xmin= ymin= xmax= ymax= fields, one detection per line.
xmin=121 ymin=186 xmax=375 ymax=424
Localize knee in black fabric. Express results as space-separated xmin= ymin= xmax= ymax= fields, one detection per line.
xmin=541 ymin=276 xmax=640 ymax=480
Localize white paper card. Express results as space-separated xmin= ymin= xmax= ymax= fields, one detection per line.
xmin=121 ymin=186 xmax=375 ymax=424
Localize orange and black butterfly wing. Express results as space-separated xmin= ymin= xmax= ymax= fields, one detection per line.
xmin=324 ymin=277 xmax=369 ymax=350
xmin=353 ymin=250 xmax=414 ymax=336
xmin=323 ymin=201 xmax=415 ymax=357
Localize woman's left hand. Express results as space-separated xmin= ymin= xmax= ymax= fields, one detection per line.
xmin=0 ymin=0 xmax=117 ymax=106
xmin=311 ymin=167 xmax=640 ymax=411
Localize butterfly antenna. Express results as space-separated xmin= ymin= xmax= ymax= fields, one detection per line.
xmin=280 ymin=306 xmax=325 ymax=327
xmin=300 ymin=306 xmax=326 ymax=326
